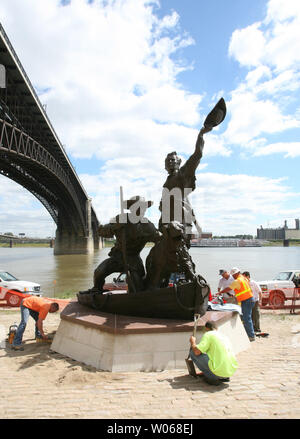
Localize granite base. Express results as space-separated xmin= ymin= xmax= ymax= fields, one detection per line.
xmin=51 ymin=300 xmax=250 ymax=372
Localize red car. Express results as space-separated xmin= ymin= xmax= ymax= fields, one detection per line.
xmin=103 ymin=273 xmax=128 ymax=291
xmin=0 ymin=286 xmax=28 ymax=307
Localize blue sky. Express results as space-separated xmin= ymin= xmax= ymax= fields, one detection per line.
xmin=0 ymin=0 xmax=299 ymax=237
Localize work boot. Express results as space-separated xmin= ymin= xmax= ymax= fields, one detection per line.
xmin=12 ymin=345 xmax=24 ymax=351
xmin=203 ymin=376 xmax=220 ymax=386
xmin=36 ymin=337 xmax=52 ymax=343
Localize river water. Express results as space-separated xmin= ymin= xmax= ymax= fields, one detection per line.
xmin=1 ymin=246 xmax=300 ymax=298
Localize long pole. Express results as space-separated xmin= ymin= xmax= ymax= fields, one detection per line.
xmin=120 ymin=186 xmax=124 ymax=215
xmin=119 ymin=186 xmax=136 ymax=293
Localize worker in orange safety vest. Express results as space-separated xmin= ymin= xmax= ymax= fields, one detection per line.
xmin=218 ymin=267 xmax=255 ymax=341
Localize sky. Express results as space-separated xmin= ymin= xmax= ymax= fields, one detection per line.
xmin=0 ymin=0 xmax=300 ymax=238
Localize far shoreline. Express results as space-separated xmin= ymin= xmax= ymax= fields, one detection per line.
xmin=1 ymin=241 xmax=300 ymax=248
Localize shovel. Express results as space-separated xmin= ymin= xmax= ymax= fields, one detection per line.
xmin=185 ymin=313 xmax=200 ymax=378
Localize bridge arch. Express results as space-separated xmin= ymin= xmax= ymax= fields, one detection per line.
xmin=0 ymin=118 xmax=101 ymax=254
xmin=0 ymin=118 xmax=86 ymax=233
xmin=0 ymin=23 xmax=101 ymax=254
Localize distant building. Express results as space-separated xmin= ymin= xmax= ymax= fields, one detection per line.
xmin=257 ymin=219 xmax=300 ymax=240
xmin=191 ymin=232 xmax=213 ymax=239
xmin=199 ymin=232 xmax=213 ymax=239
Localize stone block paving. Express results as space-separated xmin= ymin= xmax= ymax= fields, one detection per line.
xmin=0 ymin=309 xmax=299 ymax=419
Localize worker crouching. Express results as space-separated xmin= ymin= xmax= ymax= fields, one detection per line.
xmin=189 ymin=320 xmax=238 ymax=386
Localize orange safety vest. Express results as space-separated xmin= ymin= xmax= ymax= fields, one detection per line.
xmin=233 ymin=275 xmax=253 ymax=302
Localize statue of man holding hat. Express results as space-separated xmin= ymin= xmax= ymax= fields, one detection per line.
xmin=159 ymin=98 xmax=226 ymax=246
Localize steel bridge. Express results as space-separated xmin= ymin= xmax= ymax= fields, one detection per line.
xmin=0 ymin=23 xmax=101 ymax=254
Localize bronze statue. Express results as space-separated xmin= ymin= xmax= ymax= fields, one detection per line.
xmin=145 ymin=221 xmax=197 ymax=289
xmin=159 ymin=97 xmax=227 ymax=245
xmin=159 ymin=126 xmax=210 ymax=244
xmin=78 ymin=98 xmax=226 ymax=320
xmin=92 ymin=195 xmax=161 ymax=293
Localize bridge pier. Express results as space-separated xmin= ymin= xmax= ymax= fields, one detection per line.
xmin=54 ymin=199 xmax=100 ymax=255
xmin=94 ymin=236 xmax=104 ymax=250
xmin=54 ymin=229 xmax=94 ymax=255
xmin=53 ymin=231 xmax=104 ymax=254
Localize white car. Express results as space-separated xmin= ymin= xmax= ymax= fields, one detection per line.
xmin=0 ymin=270 xmax=42 ymax=307
xmin=259 ymin=270 xmax=300 ymax=307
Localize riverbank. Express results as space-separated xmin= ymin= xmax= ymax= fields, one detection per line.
xmin=262 ymin=240 xmax=300 ymax=247
xmin=0 ymin=308 xmax=299 ymax=419
xmin=0 ymin=243 xmax=51 ymax=248
xmin=1 ymin=240 xmax=300 ymax=248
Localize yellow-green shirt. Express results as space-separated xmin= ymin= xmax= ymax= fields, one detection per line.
xmin=197 ymin=330 xmax=238 ymax=377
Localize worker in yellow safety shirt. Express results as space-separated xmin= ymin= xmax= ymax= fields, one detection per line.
xmin=189 ymin=320 xmax=238 ymax=386
xmin=218 ymin=267 xmax=255 ymax=341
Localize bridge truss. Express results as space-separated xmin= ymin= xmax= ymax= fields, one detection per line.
xmin=0 ymin=23 xmax=100 ymax=253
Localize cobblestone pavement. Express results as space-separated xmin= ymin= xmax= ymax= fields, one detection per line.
xmin=0 ymin=308 xmax=299 ymax=419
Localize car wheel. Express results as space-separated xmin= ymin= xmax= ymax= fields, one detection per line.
xmin=6 ymin=292 xmax=22 ymax=307
xmin=269 ymin=291 xmax=285 ymax=308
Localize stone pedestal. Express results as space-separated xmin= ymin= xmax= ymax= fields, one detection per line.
xmin=51 ymin=301 xmax=250 ymax=372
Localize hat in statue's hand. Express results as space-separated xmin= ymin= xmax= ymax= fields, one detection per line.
xmin=204 ymin=97 xmax=226 ymax=128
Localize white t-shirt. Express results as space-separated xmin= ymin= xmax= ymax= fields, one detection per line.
xmin=218 ymin=275 xmax=235 ymax=294
xmin=249 ymin=279 xmax=262 ymax=302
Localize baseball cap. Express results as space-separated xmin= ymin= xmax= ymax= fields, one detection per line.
xmin=230 ymin=267 xmax=240 ymax=275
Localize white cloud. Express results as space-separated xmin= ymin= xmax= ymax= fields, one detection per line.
xmin=80 ymin=165 xmax=300 ymax=237
xmin=226 ymin=0 xmax=300 ymax=151
xmin=1 ymin=159 xmax=299 ymax=238
xmin=229 ymin=0 xmax=300 ymax=72
xmin=245 ymin=66 xmax=272 ymax=88
xmin=229 ymin=23 xmax=266 ymax=68
xmin=0 ymin=176 xmax=56 ymax=237
xmin=254 ymin=142 xmax=300 ymax=158
xmin=0 ymin=0 xmax=299 ymax=239
xmin=254 ymin=70 xmax=300 ymax=95
xmin=224 ymin=91 xmax=299 ymax=147
xmin=189 ymin=172 xmax=299 ymax=235
xmin=0 ymin=0 xmax=213 ymax=235
xmin=0 ymin=0 xmax=207 ymax=163
xmin=266 ymin=0 xmax=300 ymax=23
xmin=265 ymin=0 xmax=300 ymax=72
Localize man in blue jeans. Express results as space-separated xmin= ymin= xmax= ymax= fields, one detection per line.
xmin=12 ymin=296 xmax=59 ymax=350
xmin=189 ymin=320 xmax=238 ymax=386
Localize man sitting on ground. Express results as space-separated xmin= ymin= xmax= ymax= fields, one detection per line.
xmin=189 ymin=320 xmax=238 ymax=386
xmin=12 ymin=296 xmax=59 ymax=350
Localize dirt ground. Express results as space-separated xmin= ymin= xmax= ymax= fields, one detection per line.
xmin=0 ymin=307 xmax=299 ymax=419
